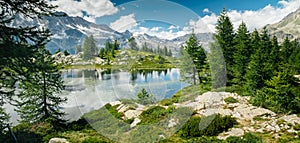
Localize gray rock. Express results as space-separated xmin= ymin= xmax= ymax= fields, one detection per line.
xmin=280 ymin=114 xmax=300 ymax=125
xmin=130 ymin=118 xmax=141 ymax=128
xmin=124 ymin=110 xmax=142 ymax=119
xmin=49 ymin=138 xmax=69 ymax=143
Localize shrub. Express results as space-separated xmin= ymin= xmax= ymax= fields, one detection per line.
xmin=139 ymin=106 xmax=171 ymax=125
xmin=178 ymin=114 xmax=238 ymax=138
xmin=160 ymin=98 xmax=173 ymax=106
xmin=104 ymin=104 xmax=124 ymax=120
xmin=224 ymin=97 xmax=238 ymax=104
xmin=294 ymin=124 xmax=300 ymax=130
xmin=82 ymin=137 xmax=109 ymax=143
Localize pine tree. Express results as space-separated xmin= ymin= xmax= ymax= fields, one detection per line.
xmin=0 ymin=0 xmax=56 ymax=134
xmin=76 ymin=45 xmax=82 ymax=54
xmin=83 ymin=35 xmax=97 ymax=60
xmin=232 ymin=22 xmax=251 ymax=86
xmin=183 ymin=32 xmax=207 ymax=84
xmin=208 ymin=42 xmax=227 ymax=88
xmin=282 ymin=37 xmax=293 ymax=63
xmin=260 ymin=27 xmax=274 ymax=80
xmin=270 ymin=36 xmax=281 ymax=72
xmin=128 ymin=37 xmax=138 ymax=50
xmin=214 ymin=8 xmax=236 ymax=81
xmin=252 ymin=64 xmax=300 ymax=113
xmin=16 ymin=48 xmax=67 ymax=124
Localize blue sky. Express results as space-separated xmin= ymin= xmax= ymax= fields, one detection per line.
xmin=51 ymin=0 xmax=300 ymax=39
xmin=111 ymin=0 xmax=280 ymax=16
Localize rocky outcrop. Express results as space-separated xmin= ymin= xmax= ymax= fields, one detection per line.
xmin=106 ymin=91 xmax=300 ymax=140
xmin=48 ymin=138 xmax=69 ymax=143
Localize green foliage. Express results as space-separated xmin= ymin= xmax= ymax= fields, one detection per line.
xmin=232 ymin=22 xmax=251 ymax=86
xmin=138 ymin=106 xmax=171 ymax=125
xmin=104 ymin=104 xmax=124 ymax=120
xmin=82 ymin=137 xmax=109 ymax=143
xmin=0 ymin=0 xmax=56 ymax=132
xmin=224 ymin=97 xmax=238 ymax=104
xmin=225 ymin=132 xmax=263 ymax=143
xmin=83 ymin=35 xmax=97 ymax=60
xmin=207 ymin=42 xmax=227 ymax=89
xmin=76 ymin=45 xmax=82 ymax=54
xmin=251 ymin=64 xmax=300 ymax=113
xmin=15 ymin=48 xmax=67 ymax=125
xmin=160 ymin=98 xmax=173 ymax=106
xmin=178 ymin=114 xmax=238 ymax=138
xmin=182 ymin=32 xmax=208 ymax=85
xmin=128 ymin=36 xmax=138 ymax=50
xmin=137 ymin=88 xmax=155 ymax=105
xmin=294 ymin=124 xmax=300 ymax=130
xmin=214 ymin=8 xmax=236 ymax=81
xmin=64 ymin=50 xmax=70 ymax=56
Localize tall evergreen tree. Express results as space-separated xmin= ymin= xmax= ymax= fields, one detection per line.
xmin=270 ymin=36 xmax=281 ymax=72
xmin=128 ymin=37 xmax=138 ymax=50
xmin=282 ymin=37 xmax=293 ymax=63
xmin=252 ymin=64 xmax=300 ymax=113
xmin=183 ymin=32 xmax=207 ymax=84
xmin=232 ymin=22 xmax=251 ymax=86
xmin=83 ymin=35 xmax=97 ymax=60
xmin=260 ymin=27 xmax=274 ymax=80
xmin=0 ymin=0 xmax=56 ymax=134
xmin=16 ymin=48 xmax=67 ymax=124
xmin=76 ymin=45 xmax=82 ymax=54
xmin=214 ymin=8 xmax=236 ymax=81
xmin=208 ymin=42 xmax=227 ymax=88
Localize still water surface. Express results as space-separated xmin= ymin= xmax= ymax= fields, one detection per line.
xmin=6 ymin=68 xmax=188 ymax=124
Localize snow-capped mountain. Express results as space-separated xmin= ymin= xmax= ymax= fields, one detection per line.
xmin=11 ymin=12 xmax=131 ymax=54
xmin=134 ymin=33 xmax=213 ymax=55
xmin=11 ymin=12 xmax=213 ymax=54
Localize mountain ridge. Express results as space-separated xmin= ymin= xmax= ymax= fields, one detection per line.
xmin=265 ymin=7 xmax=300 ymax=42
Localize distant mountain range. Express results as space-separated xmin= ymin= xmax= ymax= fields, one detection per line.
xmin=12 ymin=7 xmax=300 ymax=54
xmin=12 ymin=12 xmax=213 ymax=54
xmin=266 ymin=7 xmax=300 ymax=42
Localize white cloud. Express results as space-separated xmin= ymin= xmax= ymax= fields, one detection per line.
xmin=203 ymin=8 xmax=211 ymax=13
xmin=168 ymin=25 xmax=179 ymax=30
xmin=188 ymin=0 xmax=300 ymax=33
xmin=110 ymin=14 xmax=138 ymax=32
xmin=50 ymin=0 xmax=118 ymax=23
xmin=132 ymin=26 xmax=188 ymax=40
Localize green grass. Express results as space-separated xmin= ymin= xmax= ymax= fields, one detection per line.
xmin=224 ymin=97 xmax=238 ymax=104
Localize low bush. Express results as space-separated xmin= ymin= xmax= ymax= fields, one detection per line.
xmin=226 ymin=132 xmax=263 ymax=143
xmin=160 ymin=98 xmax=173 ymax=106
xmin=294 ymin=124 xmax=300 ymax=130
xmin=139 ymin=106 xmax=171 ymax=125
xmin=178 ymin=114 xmax=238 ymax=138
xmin=104 ymin=104 xmax=124 ymax=120
xmin=224 ymin=97 xmax=238 ymax=104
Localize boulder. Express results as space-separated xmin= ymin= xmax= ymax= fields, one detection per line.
xmin=195 ymin=92 xmax=224 ymax=106
xmin=130 ymin=118 xmax=141 ymax=128
xmin=124 ymin=110 xmax=142 ymax=119
xmin=110 ymin=101 xmax=122 ymax=106
xmin=48 ymin=138 xmax=69 ymax=143
xmin=280 ymin=114 xmax=300 ymax=125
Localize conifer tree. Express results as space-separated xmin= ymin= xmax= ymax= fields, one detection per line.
xmin=282 ymin=37 xmax=292 ymax=63
xmin=128 ymin=37 xmax=138 ymax=50
xmin=183 ymin=32 xmax=207 ymax=84
xmin=232 ymin=22 xmax=251 ymax=85
xmin=252 ymin=64 xmax=300 ymax=113
xmin=76 ymin=45 xmax=82 ymax=54
xmin=214 ymin=8 xmax=236 ymax=81
xmin=16 ymin=48 xmax=67 ymax=124
xmin=0 ymin=0 xmax=56 ymax=133
xmin=83 ymin=35 xmax=97 ymax=60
